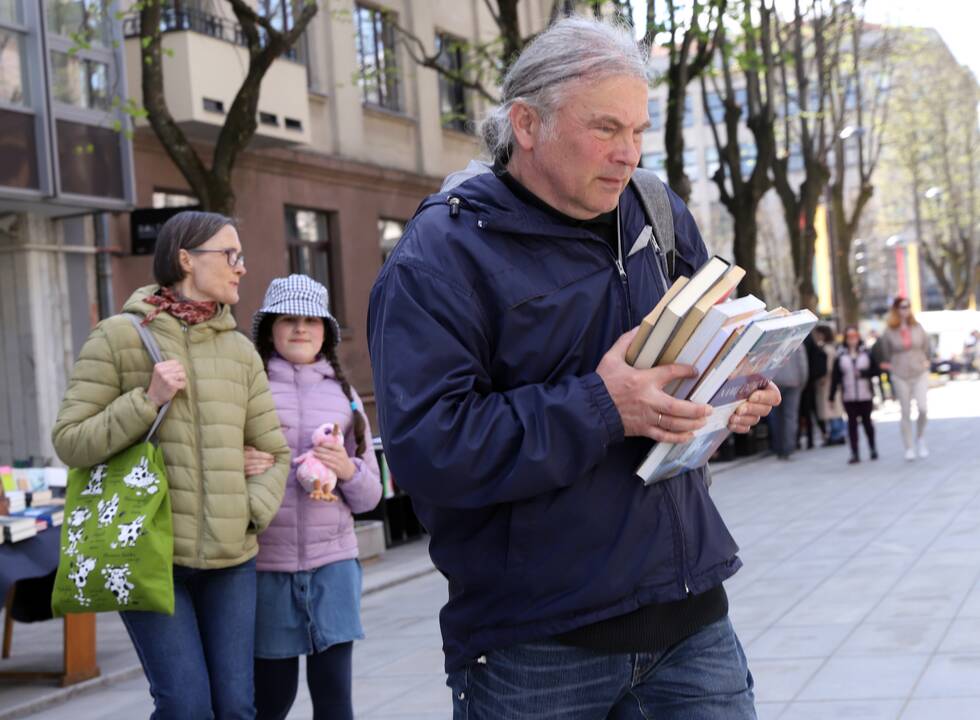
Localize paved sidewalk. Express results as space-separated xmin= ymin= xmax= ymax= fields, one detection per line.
xmin=4 ymin=379 xmax=979 ymax=719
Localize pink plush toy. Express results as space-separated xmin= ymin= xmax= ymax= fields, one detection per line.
xmin=293 ymin=422 xmax=342 ymax=502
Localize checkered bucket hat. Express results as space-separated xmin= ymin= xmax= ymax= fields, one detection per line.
xmin=251 ymin=274 xmax=341 ymax=348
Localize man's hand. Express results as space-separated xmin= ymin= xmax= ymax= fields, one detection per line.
xmin=596 ymin=329 xmax=712 ymax=444
xmin=244 ymin=446 xmax=275 ymax=477
xmin=728 ymin=382 xmax=781 ymax=434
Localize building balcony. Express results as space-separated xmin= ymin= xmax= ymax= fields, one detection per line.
xmin=122 ymin=8 xmax=311 ymax=149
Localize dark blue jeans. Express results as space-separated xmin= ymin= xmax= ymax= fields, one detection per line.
xmin=448 ymin=616 xmax=756 ymax=720
xmin=121 ymin=558 xmax=257 ymax=720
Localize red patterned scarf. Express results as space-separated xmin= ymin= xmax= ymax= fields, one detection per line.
xmin=142 ymin=287 xmax=218 ymax=326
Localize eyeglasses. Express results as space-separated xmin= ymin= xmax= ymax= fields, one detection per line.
xmin=189 ymin=248 xmax=245 ymax=267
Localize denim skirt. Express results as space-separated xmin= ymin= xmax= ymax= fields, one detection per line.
xmin=254 ymin=558 xmax=364 ymax=659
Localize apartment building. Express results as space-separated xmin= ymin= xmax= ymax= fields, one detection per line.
xmin=110 ymin=0 xmax=554 ymax=418
xmin=0 ymin=0 xmax=134 ymax=464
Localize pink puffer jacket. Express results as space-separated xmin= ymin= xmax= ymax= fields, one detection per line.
xmin=256 ymin=356 xmax=382 ymax=572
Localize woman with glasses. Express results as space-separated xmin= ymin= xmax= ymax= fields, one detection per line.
xmin=878 ymin=297 xmax=932 ymax=461
xmin=53 ymin=210 xmax=290 ymax=718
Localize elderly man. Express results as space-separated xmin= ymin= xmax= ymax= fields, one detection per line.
xmin=368 ymin=16 xmax=779 ymax=720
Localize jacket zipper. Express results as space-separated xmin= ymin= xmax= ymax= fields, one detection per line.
xmin=182 ymin=323 xmax=207 ymax=564
xmin=296 ymin=371 xmax=306 ymax=571
xmin=663 ymin=484 xmax=691 ymax=595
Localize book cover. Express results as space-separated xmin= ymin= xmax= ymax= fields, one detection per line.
xmin=665 ymin=295 xmax=766 ymax=398
xmin=625 ymin=276 xmax=689 ymax=365
xmin=632 ymin=256 xmax=731 ymax=369
xmin=0 ymin=466 xmax=13 ymax=492
xmin=659 ymin=265 xmax=746 ymax=366
xmin=636 ymin=310 xmax=818 ymax=484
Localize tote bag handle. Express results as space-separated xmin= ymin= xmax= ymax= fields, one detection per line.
xmin=124 ymin=314 xmax=171 ymax=444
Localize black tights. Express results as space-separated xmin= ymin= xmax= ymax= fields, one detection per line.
xmin=844 ymin=400 xmax=876 ymax=459
xmin=255 ymin=642 xmax=353 ymax=720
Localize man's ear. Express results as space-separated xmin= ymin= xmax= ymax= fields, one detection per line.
xmin=508 ymin=101 xmax=540 ymax=152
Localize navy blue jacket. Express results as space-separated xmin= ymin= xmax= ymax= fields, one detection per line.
xmin=367 ymin=169 xmax=741 ymax=672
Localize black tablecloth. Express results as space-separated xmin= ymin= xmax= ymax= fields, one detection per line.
xmin=0 ymin=527 xmax=60 ymax=602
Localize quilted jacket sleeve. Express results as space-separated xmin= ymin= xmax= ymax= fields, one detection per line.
xmin=242 ymin=349 xmax=290 ymax=532
xmin=338 ymin=389 xmax=383 ymax=514
xmin=52 ymin=322 xmax=160 ymax=468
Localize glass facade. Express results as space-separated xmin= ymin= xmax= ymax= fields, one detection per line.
xmin=0 ymin=28 xmax=29 ymax=105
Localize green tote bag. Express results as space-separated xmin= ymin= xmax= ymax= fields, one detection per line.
xmin=52 ymin=314 xmax=175 ymax=616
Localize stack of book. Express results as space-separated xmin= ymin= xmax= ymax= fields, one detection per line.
xmin=626 ymin=256 xmax=817 ymax=484
xmin=16 ymin=504 xmax=64 ymax=528
xmin=0 ymin=515 xmax=37 ymax=543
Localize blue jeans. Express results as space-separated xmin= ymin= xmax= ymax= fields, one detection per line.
xmin=121 ymin=558 xmax=257 ymax=720
xmin=447 ymin=616 xmax=756 ymax=720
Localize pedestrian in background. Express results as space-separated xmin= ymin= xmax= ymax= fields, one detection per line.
xmin=770 ymin=344 xmax=809 ymax=460
xmin=246 ymin=275 xmax=382 ymax=720
xmin=799 ymin=330 xmax=829 ymax=449
xmin=878 ymin=297 xmax=932 ymax=460
xmin=814 ymin=325 xmax=847 ymax=446
xmin=52 ymin=211 xmax=291 ymax=719
xmin=830 ymin=325 xmax=879 ymax=464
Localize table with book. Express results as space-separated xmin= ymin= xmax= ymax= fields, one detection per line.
xmin=0 ymin=466 xmax=100 ymax=687
xmin=624 ymin=256 xmax=816 ymax=484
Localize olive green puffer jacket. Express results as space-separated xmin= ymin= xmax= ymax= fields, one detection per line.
xmin=52 ymin=285 xmax=290 ymax=569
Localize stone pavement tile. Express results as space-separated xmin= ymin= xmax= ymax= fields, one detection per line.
xmin=900 ymin=697 xmax=980 ymax=719
xmin=749 ymin=658 xmax=823 ymax=703
xmin=937 ymin=617 xmax=980 ymax=654
xmin=872 ymin=586 xmax=971 ymax=622
xmin=367 ymin=673 xmax=451 ymax=716
xmin=352 ymin=675 xmax=438 ymax=717
xmin=959 ymin=579 xmax=980 ymax=618
xmin=836 ymin=619 xmax=950 ymax=656
xmin=775 ymin=595 xmax=879 ymax=627
xmin=912 ymin=654 xmax=980 ymax=698
xmin=756 ymin=702 xmax=787 ymax=720
xmin=747 ymin=623 xmax=853 ymax=660
xmin=778 ymin=700 xmax=904 ymax=719
xmin=796 ymin=655 xmax=930 ymax=701
xmin=361 ymin=646 xmax=445 ymax=678
xmin=353 ymin=636 xmax=435 ymax=676
xmin=18 ymin=676 xmax=150 ymax=720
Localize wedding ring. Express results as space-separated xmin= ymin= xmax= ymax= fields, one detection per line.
xmin=657 ymin=412 xmax=664 ymax=428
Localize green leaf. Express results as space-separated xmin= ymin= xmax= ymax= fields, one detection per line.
xmin=163 ymin=48 xmax=174 ymax=58
xmin=112 ymin=119 xmax=122 ymax=132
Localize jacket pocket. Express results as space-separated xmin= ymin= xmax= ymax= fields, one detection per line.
xmin=505 ymin=497 xmax=542 ymax=573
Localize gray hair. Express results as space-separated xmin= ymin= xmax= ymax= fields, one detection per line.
xmin=480 ymin=16 xmax=649 ymax=164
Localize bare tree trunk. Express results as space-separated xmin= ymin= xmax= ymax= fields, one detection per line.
xmin=830 ymin=178 xmax=873 ymax=324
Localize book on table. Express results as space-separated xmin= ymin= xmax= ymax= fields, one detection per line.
xmin=627 ymin=256 xmax=732 ymax=369
xmin=18 ymin=504 xmax=65 ymax=527
xmin=636 ymin=309 xmax=818 ymax=484
xmin=0 ymin=514 xmax=38 ymax=543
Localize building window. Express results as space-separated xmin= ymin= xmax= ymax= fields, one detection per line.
xmin=647 ymin=97 xmax=661 ymax=131
xmin=50 ymin=51 xmax=109 ymax=110
xmin=260 ymin=0 xmax=294 ymax=33
xmin=285 ymin=207 xmax=337 ymax=310
xmin=0 ymin=27 xmax=29 ymax=106
xmin=641 ymin=151 xmax=666 ymax=179
xmin=152 ymin=190 xmax=197 ymax=208
xmin=436 ymin=33 xmax=468 ymax=132
xmin=705 ymin=146 xmax=720 ymax=179
xmin=683 ymin=96 xmax=694 ymax=127
xmin=683 ymin=148 xmax=700 ymax=182
xmin=46 ymin=0 xmax=111 ymax=47
xmin=355 ymin=4 xmax=399 ymax=111
xmin=379 ymin=218 xmax=404 ymax=262
xmin=739 ymin=143 xmax=757 ymax=178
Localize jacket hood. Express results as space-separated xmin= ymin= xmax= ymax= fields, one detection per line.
xmin=121 ymin=284 xmax=237 ymax=332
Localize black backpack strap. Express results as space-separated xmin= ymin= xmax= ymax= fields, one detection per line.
xmin=630 ymin=168 xmax=677 ymax=280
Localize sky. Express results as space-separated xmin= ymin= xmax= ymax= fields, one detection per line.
xmin=632 ymin=1 xmax=980 ymax=78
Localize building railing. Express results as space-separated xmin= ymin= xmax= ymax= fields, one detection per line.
xmin=122 ymin=7 xmax=298 ymax=61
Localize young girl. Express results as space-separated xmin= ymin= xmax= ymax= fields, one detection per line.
xmin=830 ymin=325 xmax=879 ymax=464
xmin=245 ymin=274 xmax=382 ymax=720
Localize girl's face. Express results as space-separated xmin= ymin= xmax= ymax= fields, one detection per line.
xmin=846 ymin=329 xmax=860 ymax=347
xmin=272 ymin=315 xmax=325 ymax=365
